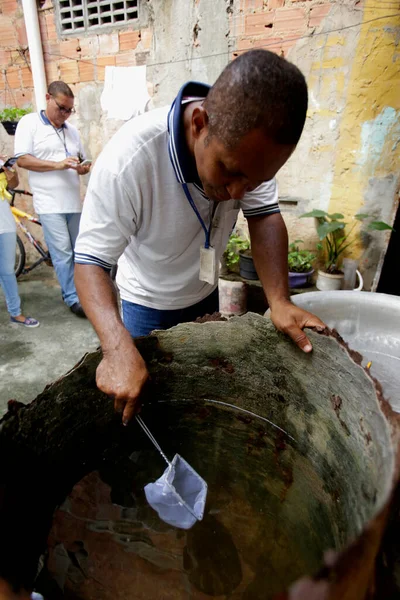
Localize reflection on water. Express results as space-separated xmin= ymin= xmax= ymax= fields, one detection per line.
xmin=44 ymin=402 xmax=340 ymax=599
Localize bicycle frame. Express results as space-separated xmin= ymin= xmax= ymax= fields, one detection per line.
xmin=10 ymin=189 xmax=52 ymax=274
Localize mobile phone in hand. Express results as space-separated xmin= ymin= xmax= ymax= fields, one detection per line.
xmin=80 ymin=159 xmax=92 ymax=167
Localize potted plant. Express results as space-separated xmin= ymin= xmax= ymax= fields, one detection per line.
xmin=222 ymin=233 xmax=259 ymax=279
xmin=222 ymin=233 xmax=244 ymax=274
xmin=300 ymin=209 xmax=393 ymax=290
xmin=238 ymin=242 xmax=259 ymax=280
xmin=219 ymin=234 xmax=250 ymax=316
xmin=225 ymin=233 xmax=259 ymax=280
xmin=288 ymin=240 xmax=316 ymax=288
xmin=0 ymin=107 xmax=32 ymax=135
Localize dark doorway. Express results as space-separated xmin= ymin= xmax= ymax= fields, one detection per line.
xmin=377 ymin=198 xmax=400 ymax=296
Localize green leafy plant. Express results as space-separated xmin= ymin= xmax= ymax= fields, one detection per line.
xmin=288 ymin=240 xmax=316 ymax=273
xmin=224 ymin=233 xmax=250 ymax=271
xmin=0 ymin=107 xmax=31 ymax=122
xmin=300 ymin=210 xmax=393 ymax=274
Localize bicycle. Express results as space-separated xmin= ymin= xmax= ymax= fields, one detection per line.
xmin=9 ymin=188 xmax=52 ymax=277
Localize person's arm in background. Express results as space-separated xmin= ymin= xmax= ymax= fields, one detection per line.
xmin=75 ymin=263 xmax=148 ymax=425
xmin=17 ymin=154 xmax=79 ymax=172
xmin=76 ymin=160 xmax=91 ymax=176
xmin=248 ymin=212 xmax=325 ymax=352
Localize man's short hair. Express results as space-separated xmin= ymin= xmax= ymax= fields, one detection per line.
xmin=48 ymin=81 xmax=74 ymax=99
xmin=204 ymin=49 xmax=308 ymax=148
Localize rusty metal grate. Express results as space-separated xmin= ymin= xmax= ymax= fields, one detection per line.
xmin=57 ymin=0 xmax=138 ymax=33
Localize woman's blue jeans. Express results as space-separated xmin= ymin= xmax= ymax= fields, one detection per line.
xmin=122 ymin=288 xmax=219 ymax=337
xmin=0 ymin=232 xmax=21 ymax=317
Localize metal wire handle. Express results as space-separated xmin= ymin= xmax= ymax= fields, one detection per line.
xmin=136 ymin=415 xmax=171 ymax=466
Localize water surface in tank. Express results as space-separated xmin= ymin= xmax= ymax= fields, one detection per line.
xmin=45 ymin=401 xmax=358 ymax=599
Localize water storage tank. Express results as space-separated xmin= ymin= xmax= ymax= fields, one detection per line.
xmin=0 ymin=314 xmax=399 ymax=599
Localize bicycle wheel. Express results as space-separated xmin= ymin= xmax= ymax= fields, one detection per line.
xmin=15 ymin=235 xmax=26 ymax=277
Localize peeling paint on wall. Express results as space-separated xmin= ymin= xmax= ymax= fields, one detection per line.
xmin=359 ymin=107 xmax=399 ymax=170
xmin=327 ymin=0 xmax=400 ymax=288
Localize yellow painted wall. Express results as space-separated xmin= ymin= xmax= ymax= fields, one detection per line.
xmin=328 ymin=0 xmax=400 ymax=256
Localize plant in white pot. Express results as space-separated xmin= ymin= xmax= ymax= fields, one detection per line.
xmin=288 ymin=240 xmax=316 ymax=288
xmin=300 ymin=210 xmax=393 ymax=291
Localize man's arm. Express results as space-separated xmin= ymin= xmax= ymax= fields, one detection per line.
xmin=248 ymin=212 xmax=325 ymax=352
xmin=75 ymin=264 xmax=149 ymax=424
xmin=17 ymin=154 xmax=79 ymax=173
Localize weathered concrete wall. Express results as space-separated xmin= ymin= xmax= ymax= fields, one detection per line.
xmin=73 ymin=0 xmax=230 ymax=164
xmin=0 ymin=0 xmax=398 ymax=286
xmin=276 ymin=3 xmax=364 ymax=249
xmin=326 ymin=0 xmax=400 ymax=289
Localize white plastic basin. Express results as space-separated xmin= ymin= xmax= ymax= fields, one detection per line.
xmin=291 ymin=291 xmax=400 ymax=411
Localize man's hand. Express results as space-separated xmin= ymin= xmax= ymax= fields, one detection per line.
xmin=97 ymin=336 xmax=150 ymax=425
xmin=75 ymin=264 xmax=149 ymax=426
xmin=56 ymin=156 xmax=79 ymax=170
xmin=269 ymin=299 xmax=325 ymax=353
xmin=76 ymin=163 xmax=91 ymax=176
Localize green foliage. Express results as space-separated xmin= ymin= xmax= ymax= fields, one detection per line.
xmin=0 ymin=107 xmax=32 ymax=122
xmin=300 ymin=209 xmax=393 ymax=273
xmin=288 ymin=240 xmax=316 ymax=273
xmin=224 ymin=233 xmax=250 ymax=270
xmin=368 ymin=221 xmax=393 ymax=231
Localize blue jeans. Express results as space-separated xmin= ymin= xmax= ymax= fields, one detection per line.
xmin=39 ymin=213 xmax=81 ymax=307
xmin=0 ymin=232 xmax=21 ymax=317
xmin=122 ymin=288 xmax=219 ymax=337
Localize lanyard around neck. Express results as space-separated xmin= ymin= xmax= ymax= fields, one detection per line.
xmin=182 ymin=183 xmax=215 ymax=249
xmin=53 ymin=125 xmax=70 ymax=157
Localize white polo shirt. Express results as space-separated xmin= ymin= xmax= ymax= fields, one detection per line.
xmin=75 ymin=82 xmax=280 ymax=310
xmin=14 ymin=112 xmax=85 ymax=215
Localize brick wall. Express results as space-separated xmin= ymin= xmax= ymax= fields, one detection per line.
xmin=0 ymin=0 xmax=153 ymax=109
xmin=1 ymin=0 xmax=397 ymax=287
xmin=230 ymin=0 xmax=333 ymax=59
xmin=0 ymin=0 xmax=336 ymax=111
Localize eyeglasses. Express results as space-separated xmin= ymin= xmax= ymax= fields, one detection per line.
xmin=51 ymin=96 xmax=76 ymax=115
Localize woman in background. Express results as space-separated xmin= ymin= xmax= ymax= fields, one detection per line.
xmin=0 ymin=161 xmax=39 ymax=328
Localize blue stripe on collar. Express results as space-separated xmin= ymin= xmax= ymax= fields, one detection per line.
xmin=167 ymin=81 xmax=210 ymax=192
xmin=40 ymin=110 xmax=67 ymax=129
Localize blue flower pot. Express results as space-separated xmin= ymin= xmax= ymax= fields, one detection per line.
xmin=289 ymin=269 xmax=314 ymax=289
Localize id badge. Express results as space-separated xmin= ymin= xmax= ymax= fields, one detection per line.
xmin=199 ymin=246 xmax=217 ymax=285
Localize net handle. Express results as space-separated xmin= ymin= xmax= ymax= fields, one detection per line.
xmin=136 ymin=415 xmax=171 ymax=466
